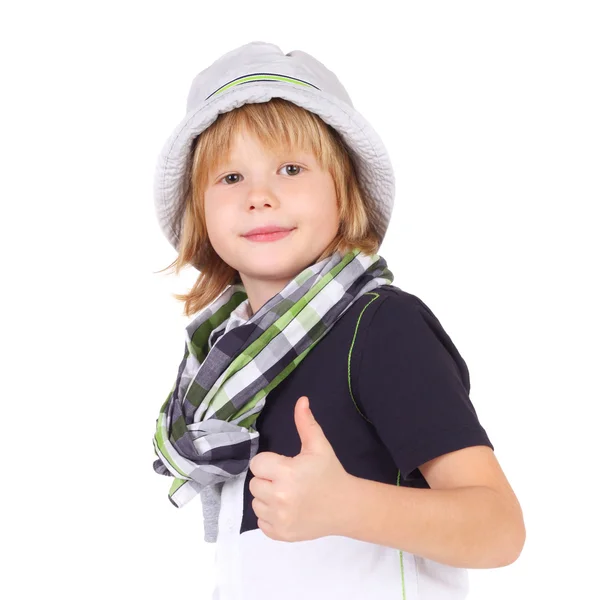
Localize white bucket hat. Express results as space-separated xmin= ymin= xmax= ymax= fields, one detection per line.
xmin=154 ymin=40 xmax=395 ymax=254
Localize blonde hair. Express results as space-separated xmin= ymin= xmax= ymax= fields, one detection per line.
xmin=156 ymin=97 xmax=383 ymax=318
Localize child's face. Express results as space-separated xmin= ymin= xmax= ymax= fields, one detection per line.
xmin=203 ymin=128 xmax=340 ymax=292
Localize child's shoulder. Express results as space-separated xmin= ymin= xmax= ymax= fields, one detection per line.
xmin=357 ymin=284 xmax=434 ymax=327
xmin=368 ymin=283 xmax=422 ymax=304
xmin=354 ymin=283 xmax=471 ymax=392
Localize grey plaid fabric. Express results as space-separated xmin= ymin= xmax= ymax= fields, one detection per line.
xmin=152 ymin=248 xmax=394 ymax=542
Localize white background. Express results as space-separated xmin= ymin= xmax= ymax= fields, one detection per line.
xmin=2 ymin=1 xmax=598 ymax=598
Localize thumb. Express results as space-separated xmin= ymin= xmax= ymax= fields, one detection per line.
xmin=295 ymin=396 xmax=329 ymax=454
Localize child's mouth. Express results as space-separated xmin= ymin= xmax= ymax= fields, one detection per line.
xmin=243 ymin=229 xmax=295 ymax=242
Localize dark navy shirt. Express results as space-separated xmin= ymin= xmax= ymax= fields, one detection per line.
xmin=235 ymin=283 xmax=494 ymax=535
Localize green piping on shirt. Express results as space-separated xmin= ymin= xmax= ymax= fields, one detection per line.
xmin=397 ymin=469 xmax=406 ymax=600
xmin=347 ymin=292 xmax=379 ymax=424
xmin=347 ymin=291 xmax=407 ymax=599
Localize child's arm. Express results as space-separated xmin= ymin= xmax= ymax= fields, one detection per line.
xmin=340 ymin=293 xmax=525 ymax=568
xmin=332 ymin=444 xmax=525 ymax=569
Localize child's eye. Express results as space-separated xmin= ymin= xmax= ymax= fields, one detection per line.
xmin=279 ymin=164 xmax=304 ymax=176
xmin=221 ymin=173 xmax=241 ymax=185
xmin=219 ymin=164 xmax=304 ymax=185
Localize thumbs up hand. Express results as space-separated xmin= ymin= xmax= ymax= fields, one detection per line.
xmin=248 ymin=395 xmax=353 ymax=542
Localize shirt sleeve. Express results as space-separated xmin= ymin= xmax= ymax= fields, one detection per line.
xmin=354 ymin=291 xmax=494 ymax=481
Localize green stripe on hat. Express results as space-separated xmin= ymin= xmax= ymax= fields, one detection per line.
xmin=208 ymin=73 xmax=319 ymax=99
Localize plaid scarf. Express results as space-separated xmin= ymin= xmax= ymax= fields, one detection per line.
xmin=152 ymin=248 xmax=394 ymax=542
